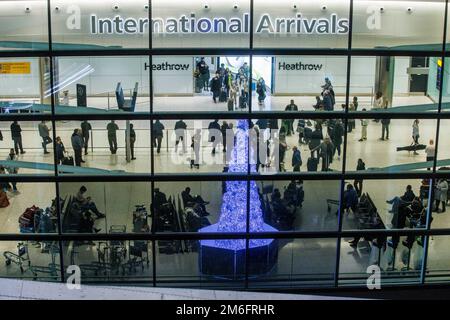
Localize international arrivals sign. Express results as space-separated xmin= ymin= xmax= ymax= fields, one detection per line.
xmin=89 ymin=13 xmax=349 ymax=35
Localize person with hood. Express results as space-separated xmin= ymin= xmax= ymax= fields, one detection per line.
xmin=71 ymin=128 xmax=84 ymax=166
xmin=256 ymin=78 xmax=266 ymax=106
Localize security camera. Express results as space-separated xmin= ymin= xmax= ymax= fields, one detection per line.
xmin=204 ymin=4 xmax=210 ymax=10
xmin=379 ymin=7 xmax=385 ymax=13
xmin=112 ymin=5 xmax=119 ymax=11
xmin=233 ymin=4 xmax=239 ymax=10
xmin=144 ymin=5 xmax=149 ymax=10
xmin=55 ymin=6 xmax=60 ymax=11
xmin=321 ymin=5 xmax=327 ymax=11
xmin=407 ymin=7 xmax=413 ymax=13
xmin=25 ymin=7 xmax=31 ymax=13
xmin=292 ymin=4 xmax=298 ymax=10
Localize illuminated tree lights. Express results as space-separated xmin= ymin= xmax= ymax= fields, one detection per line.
xmin=201 ymin=120 xmax=274 ymax=250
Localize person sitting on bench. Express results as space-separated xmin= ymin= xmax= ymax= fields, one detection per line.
xmin=75 ymin=186 xmax=106 ymax=219
xmin=181 ymin=187 xmax=210 ymax=216
xmin=271 ymin=189 xmax=295 ymax=227
xmin=79 ymin=211 xmax=101 ymax=236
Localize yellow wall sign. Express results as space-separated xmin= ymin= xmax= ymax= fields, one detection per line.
xmin=0 ymin=62 xmax=31 ymax=74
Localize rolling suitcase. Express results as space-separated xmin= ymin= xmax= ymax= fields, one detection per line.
xmin=227 ymin=99 xmax=234 ymax=111
xmin=307 ymin=157 xmax=319 ymax=172
xmin=219 ymin=88 xmax=227 ymax=102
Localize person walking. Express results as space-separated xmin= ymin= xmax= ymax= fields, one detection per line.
xmin=292 ymin=146 xmax=302 ymax=172
xmin=380 ymin=118 xmax=390 ymax=140
xmin=221 ymin=121 xmax=230 ymax=153
xmin=313 ymin=137 xmax=334 ymax=172
xmin=191 ymin=129 xmax=201 ymax=169
xmin=5 ymin=148 xmax=19 ymax=193
xmin=354 ymin=158 xmax=366 ymax=197
xmin=208 ymin=119 xmax=221 ymax=154
xmin=80 ymin=120 xmax=92 ymax=155
xmin=425 ymin=139 xmax=436 ymax=170
xmin=174 ymin=119 xmax=187 ymax=154
xmin=210 ymin=72 xmax=222 ymax=103
xmin=38 ymin=121 xmax=52 ymax=154
xmin=285 ymin=100 xmax=298 ymax=136
xmin=107 ymin=120 xmax=119 ymax=154
xmin=127 ymin=123 xmax=136 ymax=160
xmin=152 ymin=120 xmax=164 ymax=154
xmin=71 ymin=129 xmax=84 ymax=166
xmin=10 ymin=121 xmax=25 ymax=155
xmin=359 ymin=109 xmax=368 ymax=142
xmin=412 ymin=119 xmax=420 ymax=154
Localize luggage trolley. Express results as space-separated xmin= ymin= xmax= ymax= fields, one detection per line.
xmin=109 ymin=225 xmax=128 ymax=275
xmin=30 ymin=243 xmax=60 ymax=280
xmin=3 ymin=242 xmax=30 ymax=274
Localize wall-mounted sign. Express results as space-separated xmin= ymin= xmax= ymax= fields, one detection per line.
xmin=278 ymin=61 xmax=323 ymax=71
xmin=0 ymin=62 xmax=31 ymax=74
xmin=89 ymin=13 xmax=349 ymax=36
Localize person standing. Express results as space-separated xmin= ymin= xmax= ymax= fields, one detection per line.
xmin=127 ymin=123 xmax=136 ymax=160
xmin=359 ymin=109 xmax=368 ymax=142
xmin=278 ymin=127 xmax=288 ymax=172
xmin=55 ymin=136 xmax=66 ymax=165
xmin=210 ymin=72 xmax=221 ymax=103
xmin=196 ymin=57 xmax=210 ymax=91
xmin=221 ymin=121 xmax=230 ymax=153
xmin=285 ymin=100 xmax=298 ymax=136
xmin=380 ymin=118 xmax=390 ymax=140
xmin=10 ymin=121 xmax=25 ymax=155
xmin=5 ymin=148 xmax=19 ymax=193
xmin=152 ymin=120 xmax=164 ymax=154
xmin=71 ymin=129 xmax=84 ymax=166
xmin=331 ymin=119 xmax=344 ymax=160
xmin=174 ymin=119 xmax=187 ymax=154
xmin=435 ymin=179 xmax=449 ymax=213
xmin=256 ymin=78 xmax=266 ymax=106
xmin=81 ymin=120 xmax=92 ymax=155
xmin=354 ymin=158 xmax=365 ymax=197
xmin=313 ymin=137 xmax=334 ymax=172
xmin=292 ymin=146 xmax=302 ymax=172
xmin=191 ymin=129 xmax=201 ymax=169
xmin=412 ymin=119 xmax=420 ymax=146
xmin=425 ymin=139 xmax=436 ymax=170
xmin=322 ymin=90 xmax=333 ymax=111
xmin=106 ymin=120 xmax=119 ymax=154
xmin=38 ymin=121 xmax=52 ymax=154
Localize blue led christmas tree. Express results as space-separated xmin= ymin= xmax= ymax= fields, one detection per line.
xmin=200 ymin=120 xmax=276 ymax=251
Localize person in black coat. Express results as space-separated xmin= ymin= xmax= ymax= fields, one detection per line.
xmin=208 ymin=119 xmax=221 ymax=154
xmin=153 ymin=120 xmax=165 ymax=154
xmin=354 ymin=159 xmax=365 ymax=197
xmin=55 ymin=136 xmax=66 ymax=165
xmin=210 ymin=72 xmax=222 ymax=103
xmin=10 ymin=121 xmax=25 ymax=155
xmin=80 ymin=120 xmax=92 ymax=155
xmin=174 ymin=120 xmax=187 ymax=153
xmin=331 ymin=119 xmax=344 ymax=159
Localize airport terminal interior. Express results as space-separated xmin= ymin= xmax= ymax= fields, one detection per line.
xmin=2 ymin=0 xmax=450 ymax=289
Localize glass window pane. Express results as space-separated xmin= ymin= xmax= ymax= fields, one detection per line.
xmin=54 ymin=56 xmax=150 ymax=114
xmin=253 ymin=0 xmax=350 ymax=49
xmin=0 ymin=183 xmax=57 ymax=234
xmin=249 ymin=238 xmax=337 ymax=288
xmin=349 ymin=56 xmax=439 ymax=114
xmin=58 ymin=182 xmax=151 ymax=234
xmin=0 ymin=241 xmax=60 ymax=281
xmin=55 ymin=120 xmax=151 ymax=175
xmin=50 ymin=0 xmax=150 ymax=50
xmin=425 ymin=236 xmax=450 ymax=283
xmin=0 ymin=0 xmax=49 ymax=51
xmin=152 ymin=0 xmax=250 ymax=49
xmin=352 ymin=0 xmax=445 ymax=51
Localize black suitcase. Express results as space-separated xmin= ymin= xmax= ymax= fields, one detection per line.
xmin=62 ymin=156 xmax=74 ymax=166
xmin=239 ymin=96 xmax=248 ymax=109
xmin=227 ymin=99 xmax=234 ymax=111
xmin=307 ymin=157 xmax=319 ymax=172
xmin=219 ymin=89 xmax=227 ymax=102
